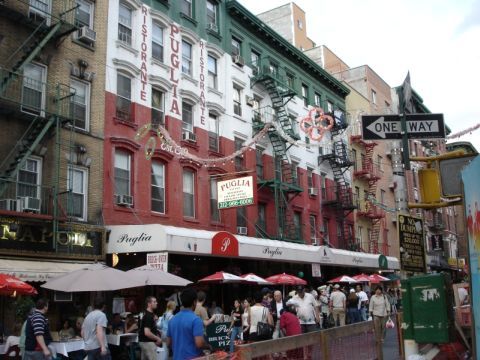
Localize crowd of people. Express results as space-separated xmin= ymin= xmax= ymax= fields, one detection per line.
xmin=4 ymin=282 xmax=400 ymax=359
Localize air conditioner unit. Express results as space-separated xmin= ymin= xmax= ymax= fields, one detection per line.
xmin=308 ymin=188 xmax=318 ymax=196
xmin=0 ymin=199 xmax=19 ymax=211
xmin=245 ymin=96 xmax=255 ymax=107
xmin=115 ymin=194 xmax=133 ymax=207
xmin=19 ymin=197 xmax=41 ymax=212
xmin=207 ymin=23 xmax=218 ymax=32
xmin=237 ymin=226 xmax=247 ymax=235
xmin=311 ymin=238 xmax=318 ymax=246
xmin=182 ymin=130 xmax=196 ymax=142
xmin=232 ymin=55 xmax=245 ymax=67
xmin=76 ymin=26 xmax=96 ymax=44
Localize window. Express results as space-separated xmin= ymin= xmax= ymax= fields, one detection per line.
xmin=150 ymin=161 xmax=165 ymax=213
xmin=297 ymin=19 xmax=303 ymax=29
xmin=75 ymin=0 xmax=94 ymax=28
xmin=152 ymin=23 xmax=164 ymax=62
xmin=361 ymin=153 xmax=366 ymax=170
xmin=183 ymin=169 xmax=195 ymax=217
xmin=22 ymin=63 xmax=46 ymax=116
xmin=118 ymin=4 xmax=132 ymax=45
xmin=151 ymin=88 xmax=164 ymax=127
xmin=371 ymin=89 xmax=377 ymax=104
xmin=309 ymin=215 xmax=317 ymax=243
xmin=233 ymin=86 xmax=242 ymax=116
xmin=269 ymin=62 xmax=278 ymax=77
xmin=17 ymin=157 xmax=41 ymax=199
xmin=258 ymin=204 xmax=266 ymax=232
xmin=208 ymin=113 xmax=219 ymax=151
xmin=210 ymin=177 xmax=220 ymax=222
xmin=320 ymin=172 xmax=326 ymax=198
xmin=355 ymin=187 xmax=360 ymax=208
xmin=182 ymin=40 xmax=192 ymax=75
xmin=301 ymin=84 xmax=308 ymax=107
xmin=307 ymin=167 xmax=314 ymax=188
xmin=380 ymin=189 xmax=386 ymax=205
xmin=207 ymin=55 xmax=217 ymax=89
xmin=352 ymin=149 xmax=357 ymax=171
xmin=67 ymin=166 xmax=88 ymax=220
xmin=181 ymin=0 xmax=192 ymax=17
xmin=29 ymin=0 xmax=51 ymax=25
xmin=305 ymin=135 xmax=310 ymax=149
xmin=377 ymin=155 xmax=383 ymax=171
xmin=251 ymin=50 xmax=260 ymax=73
xmin=385 ymin=101 xmax=390 ymax=110
xmin=327 ymin=101 xmax=333 ymax=113
xmin=357 ymin=226 xmax=363 ymax=244
xmin=412 ymin=168 xmax=417 ymax=188
xmin=234 ymin=137 xmax=244 ymax=171
xmin=256 ymin=147 xmax=264 ymax=179
xmin=323 ymin=218 xmax=329 ymax=243
xmin=314 ymin=92 xmax=321 ymax=107
xmin=237 ymin=207 xmax=247 ymax=228
xmin=231 ymin=37 xmax=241 ymax=57
xmin=294 ymin=212 xmax=302 ymax=238
xmin=286 ymin=73 xmax=294 ymax=89
xmin=114 ymin=150 xmax=131 ymax=196
xmin=116 ymin=73 xmax=131 ymax=121
xmin=70 ymin=79 xmax=90 ymax=131
xmin=182 ymin=101 xmax=193 ymax=132
xmin=291 ymin=161 xmax=299 ymax=185
xmin=206 ymin=0 xmax=217 ymax=27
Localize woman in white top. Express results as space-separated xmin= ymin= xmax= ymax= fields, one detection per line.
xmin=241 ymin=298 xmax=251 ymax=341
xmin=249 ymin=292 xmax=273 ymax=342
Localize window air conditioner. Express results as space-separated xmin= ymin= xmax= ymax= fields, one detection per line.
xmin=19 ymin=197 xmax=41 ymax=212
xmin=245 ymin=96 xmax=255 ymax=107
xmin=115 ymin=194 xmax=133 ymax=207
xmin=207 ymin=23 xmax=218 ymax=32
xmin=232 ymin=55 xmax=245 ymax=67
xmin=308 ymin=188 xmax=318 ymax=196
xmin=237 ymin=226 xmax=247 ymax=235
xmin=0 ymin=199 xmax=20 ymax=211
xmin=76 ymin=26 xmax=97 ymax=44
xmin=182 ymin=130 xmax=196 ymax=142
xmin=311 ymin=238 xmax=318 ymax=246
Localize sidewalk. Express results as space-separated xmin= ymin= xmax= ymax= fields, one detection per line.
xmin=383 ymin=318 xmax=401 ymax=360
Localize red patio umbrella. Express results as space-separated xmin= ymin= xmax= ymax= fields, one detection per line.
xmin=0 ymin=273 xmax=37 ymax=296
xmin=368 ymin=274 xmax=390 ymax=283
xmin=197 ymin=271 xmax=246 ymax=284
xmin=264 ymin=273 xmax=307 ymax=286
xmin=352 ymin=274 xmax=371 ymax=282
xmin=327 ymin=275 xmax=358 ymax=284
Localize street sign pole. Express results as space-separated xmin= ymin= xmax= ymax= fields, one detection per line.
xmin=401 ymin=89 xmax=411 ymax=171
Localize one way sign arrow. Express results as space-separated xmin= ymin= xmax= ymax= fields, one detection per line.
xmin=361 ymin=113 xmax=445 ymax=140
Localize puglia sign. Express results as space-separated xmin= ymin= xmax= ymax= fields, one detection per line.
xmin=217 ymin=176 xmax=254 ymax=209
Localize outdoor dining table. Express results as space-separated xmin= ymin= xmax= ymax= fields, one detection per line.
xmin=49 ymin=338 xmax=85 ymax=357
xmin=0 ymin=344 xmax=6 ymax=354
xmin=106 ymin=333 xmax=138 ymax=346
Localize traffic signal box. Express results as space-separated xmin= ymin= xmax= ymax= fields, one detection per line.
xmin=409 ymin=150 xmax=476 ymax=209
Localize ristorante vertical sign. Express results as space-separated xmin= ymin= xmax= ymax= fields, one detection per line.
xmin=140 ymin=5 xmax=148 ymax=102
xmin=199 ymin=40 xmax=207 ymax=125
xmin=169 ymin=23 xmax=181 ymax=116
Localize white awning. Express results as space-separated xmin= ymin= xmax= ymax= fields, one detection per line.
xmin=0 ymin=259 xmax=96 ymax=282
xmin=107 ymin=224 xmax=400 ymax=270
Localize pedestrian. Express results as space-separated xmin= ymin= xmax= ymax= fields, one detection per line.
xmin=166 ymin=288 xmax=182 ymax=314
xmin=346 ymin=289 xmax=360 ymax=324
xmin=139 ymin=296 xmax=162 ymax=360
xmin=329 ymin=284 xmax=346 ymax=326
xmin=279 ymin=306 xmax=302 ymax=359
xmin=287 ymin=285 xmax=320 ymax=333
xmin=167 ymin=288 xmax=207 ymax=360
xmin=317 ymin=286 xmax=330 ymax=328
xmin=388 ymin=289 xmax=398 ymax=314
xmin=24 ymin=298 xmax=52 ymax=360
xmin=156 ymin=300 xmax=175 ymax=358
xmin=369 ymin=286 xmax=391 ymax=344
xmin=228 ymin=299 xmax=243 ymax=353
xmin=81 ymin=299 xmax=110 ymax=360
xmin=241 ymin=299 xmax=251 ymax=342
xmin=356 ymin=285 xmax=369 ymax=321
xmin=249 ymin=291 xmax=273 ymax=341
xmin=271 ymin=290 xmax=287 ymax=339
xmin=195 ymin=291 xmax=216 ymax=328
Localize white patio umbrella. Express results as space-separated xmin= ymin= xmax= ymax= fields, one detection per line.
xmin=41 ymin=263 xmax=142 ymax=292
xmin=240 ymin=273 xmax=272 ymax=285
xmin=127 ymin=265 xmax=192 ymax=287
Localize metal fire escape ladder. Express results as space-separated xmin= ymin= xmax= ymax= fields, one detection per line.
xmin=251 ymin=57 xmax=302 ymax=242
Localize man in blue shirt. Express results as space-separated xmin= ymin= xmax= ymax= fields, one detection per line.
xmin=167 ymin=288 xmax=206 ymax=360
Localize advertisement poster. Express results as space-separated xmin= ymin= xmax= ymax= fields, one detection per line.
xmin=461 ymin=156 xmax=480 ymax=357
xmin=398 ymin=214 xmax=426 ymax=273
xmin=217 ymin=176 xmax=254 ymax=209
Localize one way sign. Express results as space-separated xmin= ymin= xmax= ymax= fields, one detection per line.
xmin=361 ymin=113 xmax=445 ymax=140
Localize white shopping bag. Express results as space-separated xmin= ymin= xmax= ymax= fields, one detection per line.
xmin=156 ymin=346 xmax=168 ymax=360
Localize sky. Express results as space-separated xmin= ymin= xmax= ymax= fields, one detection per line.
xmin=238 ymin=0 xmax=480 ymax=150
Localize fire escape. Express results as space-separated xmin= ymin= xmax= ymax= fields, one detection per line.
xmin=251 ymin=56 xmax=303 ymax=242
xmin=350 ymin=134 xmax=385 ymax=253
xmin=319 ymin=112 xmax=357 ymax=250
xmin=0 ymin=1 xmax=78 ymax=239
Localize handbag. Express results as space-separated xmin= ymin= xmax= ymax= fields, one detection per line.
xmin=386 ymin=317 xmax=395 ymax=329
xmin=256 ymin=308 xmax=274 ymax=340
xmin=327 ymin=313 xmax=336 ymax=328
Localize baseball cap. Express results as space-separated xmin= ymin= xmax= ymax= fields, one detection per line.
xmin=349 ymin=289 xmax=355 ymax=293
xmin=334 ymin=284 xmax=340 ymax=289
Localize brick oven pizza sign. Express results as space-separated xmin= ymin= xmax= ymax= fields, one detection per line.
xmin=217 ymin=176 xmax=254 ymax=209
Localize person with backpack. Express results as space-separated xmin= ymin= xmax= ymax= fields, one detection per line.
xmin=157 ymin=301 xmax=176 ymax=359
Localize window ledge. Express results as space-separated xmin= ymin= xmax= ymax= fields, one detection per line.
xmin=210 ymin=221 xmax=224 ymax=227
xmin=180 ymin=140 xmax=199 ymax=151
xmin=71 ymin=38 xmax=95 ymax=51
xmin=208 ymin=149 xmax=224 ymax=157
xmin=114 ymin=205 xmax=136 ymax=213
xmin=113 ymin=117 xmax=138 ymax=130
xmin=183 ymin=217 xmax=199 ymax=224
xmin=151 ymin=212 xmax=169 ymax=218
xmin=233 ymin=114 xmax=246 ymax=123
xmin=208 ymin=87 xmax=223 ymax=97
xmin=206 ymin=28 xmax=222 ymax=41
xmin=180 ymin=12 xmax=198 ymax=26
xmin=116 ymin=40 xmax=139 ymax=57
xmin=181 ymin=73 xmax=198 ymax=86
xmin=232 ymin=63 xmax=245 ymax=73
xmin=151 ymin=58 xmax=169 ymax=71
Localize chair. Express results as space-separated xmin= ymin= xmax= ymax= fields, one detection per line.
xmin=3 ymin=345 xmax=20 ymax=360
